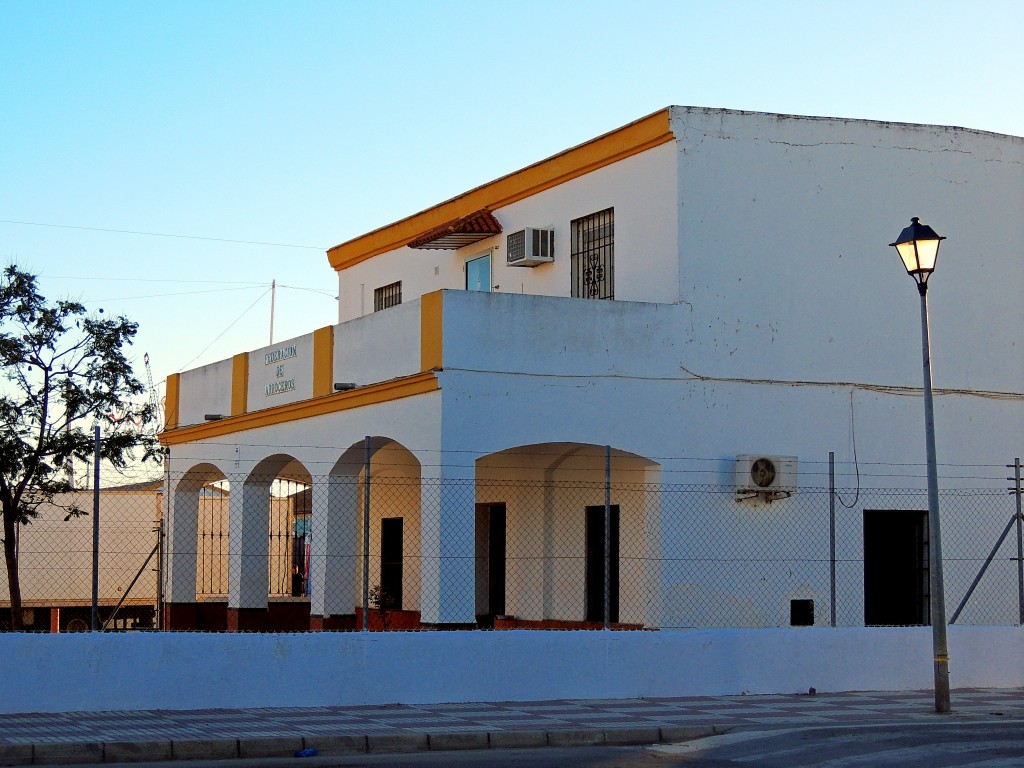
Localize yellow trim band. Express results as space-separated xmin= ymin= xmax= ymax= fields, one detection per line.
xmin=231 ymin=353 xmax=249 ymax=416
xmin=420 ymin=290 xmax=443 ymax=372
xmin=312 ymin=325 xmax=335 ymax=398
xmin=159 ymin=371 xmax=440 ymax=445
xmin=326 ymin=109 xmax=673 ymax=271
xmin=164 ymin=373 xmax=180 ymax=431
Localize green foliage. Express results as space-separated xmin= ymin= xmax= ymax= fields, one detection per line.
xmin=0 ymin=265 xmax=157 ymax=628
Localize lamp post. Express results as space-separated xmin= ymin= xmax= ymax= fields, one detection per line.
xmin=890 ymin=216 xmax=950 ymax=714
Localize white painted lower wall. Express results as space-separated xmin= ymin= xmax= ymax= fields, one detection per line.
xmin=3 ymin=627 xmax=1021 ymax=714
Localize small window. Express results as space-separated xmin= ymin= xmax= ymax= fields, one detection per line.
xmin=790 ymin=599 xmax=814 ymax=626
xmin=571 ymin=208 xmax=614 ymax=300
xmin=374 ymin=281 xmax=402 ymax=311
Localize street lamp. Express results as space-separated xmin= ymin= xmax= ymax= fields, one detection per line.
xmin=890 ymin=217 xmax=950 ymax=714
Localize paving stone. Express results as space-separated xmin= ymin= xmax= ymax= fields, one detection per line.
xmin=488 ymin=729 xmax=548 ymax=749
xmin=170 ymin=737 xmax=238 ymax=761
xmin=102 ymin=740 xmax=172 ymax=763
xmin=303 ymin=733 xmax=367 ymax=754
xmin=0 ymin=742 xmax=33 ymax=766
xmin=547 ymin=728 xmax=605 ymax=747
xmin=604 ymin=726 xmax=661 ymax=745
xmin=366 ymin=733 xmax=430 ymax=753
xmin=33 ymin=742 xmax=103 ymax=765
xmin=428 ymin=732 xmax=489 ymax=751
xmin=238 ymin=736 xmax=304 ymax=758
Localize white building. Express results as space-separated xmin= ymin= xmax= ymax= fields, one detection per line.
xmin=159 ymin=107 xmax=1024 ymax=633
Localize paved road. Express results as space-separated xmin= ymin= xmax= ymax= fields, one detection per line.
xmin=656 ymin=720 xmax=1024 ymax=767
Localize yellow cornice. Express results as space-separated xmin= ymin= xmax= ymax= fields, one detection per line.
xmin=159 ymin=371 xmax=439 ymax=445
xmin=326 ymin=108 xmax=674 ymax=271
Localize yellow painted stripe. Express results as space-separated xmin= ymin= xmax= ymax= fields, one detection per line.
xmin=327 ymin=109 xmax=673 ymax=270
xmin=159 ymin=371 xmax=440 ymax=445
xmin=231 ymin=353 xmax=249 ymax=416
xmin=312 ymin=325 xmax=335 ymax=397
xmin=420 ymin=290 xmax=443 ymax=372
xmin=164 ymin=373 xmax=180 ymax=431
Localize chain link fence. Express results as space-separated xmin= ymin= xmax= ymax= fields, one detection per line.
xmin=0 ymin=485 xmax=161 ymax=631
xmin=4 ymin=457 xmax=1023 ymax=632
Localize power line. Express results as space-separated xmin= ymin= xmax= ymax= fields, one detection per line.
xmin=176 ymin=287 xmax=273 ymax=372
xmin=87 ymin=286 xmax=269 ymax=303
xmin=45 ymin=275 xmax=269 ymax=285
xmin=0 ymin=219 xmax=326 ymax=250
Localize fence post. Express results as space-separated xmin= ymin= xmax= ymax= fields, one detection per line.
xmin=604 ymin=444 xmax=611 ymax=631
xmin=91 ymin=424 xmax=101 ymax=631
xmin=1014 ymin=458 xmax=1023 ymax=625
xmin=157 ymin=447 xmax=169 ymax=630
xmin=829 ymin=451 xmax=836 ymax=628
xmin=362 ymin=436 xmax=371 ymax=631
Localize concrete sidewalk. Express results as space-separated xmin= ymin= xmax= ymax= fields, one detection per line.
xmin=1 ymin=688 xmax=1021 ymax=765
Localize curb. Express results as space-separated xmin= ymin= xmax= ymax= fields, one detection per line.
xmin=0 ymin=725 xmax=729 ymax=765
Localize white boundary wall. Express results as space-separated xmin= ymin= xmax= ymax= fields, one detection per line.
xmin=2 ymin=627 xmax=1021 ymax=713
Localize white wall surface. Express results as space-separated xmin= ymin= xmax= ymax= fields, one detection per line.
xmin=177 ymin=358 xmax=233 ymax=427
xmin=247 ymin=333 xmax=315 ymax=410
xmin=166 ymin=389 xmax=443 ymax=481
xmin=670 ymin=107 xmax=1024 ymax=393
xmin=0 ymin=626 xmax=1019 ymax=713
xmin=335 ymin=140 xmax=680 ymax=323
xmin=334 ymin=299 xmax=421 ymax=385
xmin=433 ymin=290 xmax=1022 ymax=484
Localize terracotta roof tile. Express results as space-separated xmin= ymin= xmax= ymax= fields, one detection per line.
xmin=407 ymin=209 xmax=502 ymax=250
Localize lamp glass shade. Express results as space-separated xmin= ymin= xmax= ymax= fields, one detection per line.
xmin=890 ymin=217 xmax=944 ymax=281
xmin=895 ymin=237 xmax=940 ymax=275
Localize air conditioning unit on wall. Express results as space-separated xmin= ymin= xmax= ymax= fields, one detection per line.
xmin=734 ymin=455 xmax=798 ymax=500
xmin=507 ymin=228 xmax=554 ymax=267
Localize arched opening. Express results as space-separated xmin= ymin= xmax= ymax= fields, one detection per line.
xmin=164 ymin=462 xmax=229 ymax=630
xmin=225 ymin=454 xmax=313 ymax=632
xmin=475 ymin=442 xmax=662 ymax=630
xmin=309 ymin=438 xmax=422 ymax=631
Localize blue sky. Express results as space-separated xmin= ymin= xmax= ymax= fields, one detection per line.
xmin=1 ymin=0 xmax=1021 ymax=397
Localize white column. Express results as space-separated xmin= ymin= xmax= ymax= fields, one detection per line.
xmin=228 ymin=476 xmax=270 ymax=610
xmin=419 ymin=459 xmax=477 ymax=625
xmin=163 ymin=476 xmax=201 ymax=605
xmin=309 ymin=472 xmax=360 ymax=618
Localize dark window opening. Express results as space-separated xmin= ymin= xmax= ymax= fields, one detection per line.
xmin=790 ymin=599 xmax=814 ymax=626
xmin=585 ymin=504 xmax=619 ymax=623
xmin=475 ymin=503 xmax=506 ymax=626
xmin=380 ymin=517 xmax=403 ymax=610
xmin=863 ymin=509 xmax=929 ymax=626
xmin=374 ymin=281 xmax=402 ymax=311
xmin=571 ymin=208 xmax=614 ymax=300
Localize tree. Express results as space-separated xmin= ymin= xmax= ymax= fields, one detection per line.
xmin=0 ymin=266 xmax=156 ymax=630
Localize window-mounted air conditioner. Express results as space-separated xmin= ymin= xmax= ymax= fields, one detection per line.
xmin=734 ymin=455 xmax=798 ymax=499
xmin=507 ymin=228 xmax=554 ymax=267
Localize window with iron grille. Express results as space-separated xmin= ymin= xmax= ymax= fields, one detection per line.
xmin=374 ymin=281 xmax=402 ymax=311
xmin=571 ymin=208 xmax=614 ymax=299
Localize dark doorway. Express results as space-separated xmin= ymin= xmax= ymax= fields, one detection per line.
xmin=380 ymin=517 xmax=403 ymax=610
xmin=475 ymin=503 xmax=506 ymax=626
xmin=863 ymin=509 xmax=928 ymax=626
xmin=585 ymin=504 xmax=619 ymax=623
